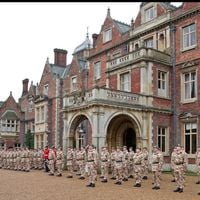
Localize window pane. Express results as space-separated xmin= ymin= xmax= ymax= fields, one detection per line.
xmin=185 ymin=135 xmax=190 ymax=154
xmin=192 ymin=134 xmax=197 ymax=154
xmin=185 ymin=82 xmax=190 ymax=99
xmin=158 ymin=136 xmax=161 ymax=149
xmin=162 ymin=136 xmax=165 ymax=152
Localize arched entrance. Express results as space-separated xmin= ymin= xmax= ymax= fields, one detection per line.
xmin=123 ymin=128 xmax=136 ymax=150
xmin=106 ymin=114 xmax=140 ymax=151
xmin=69 ymin=115 xmax=92 ymax=148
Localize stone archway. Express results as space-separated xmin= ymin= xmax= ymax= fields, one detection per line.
xmin=106 ymin=114 xmax=140 ymax=151
xmin=68 ymin=114 xmax=92 ymax=148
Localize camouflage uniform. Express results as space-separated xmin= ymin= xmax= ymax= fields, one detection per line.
xmin=128 ymin=147 xmax=134 ymax=178
xmin=86 ymin=145 xmax=98 ymax=187
xmin=122 ymin=146 xmax=129 ymax=181
xmin=110 ymin=148 xmax=116 ymax=179
xmin=195 ymin=148 xmax=200 ymax=184
xmin=142 ymin=147 xmax=149 ymax=179
xmin=171 ymin=147 xmax=176 ymax=182
xmin=76 ymin=147 xmax=86 ymax=179
xmin=100 ymin=147 xmax=110 ymax=182
xmin=173 ymin=146 xmax=187 ymax=193
xmin=114 ymin=147 xmax=124 ymax=185
xmin=48 ymin=147 xmax=56 ymax=176
xmin=56 ymin=147 xmax=64 ymax=176
xmin=66 ymin=148 xmax=74 ymax=178
xmin=151 ymin=147 xmax=163 ymax=189
xmin=133 ymin=148 xmax=144 ymax=187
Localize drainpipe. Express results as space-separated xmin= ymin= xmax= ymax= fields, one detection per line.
xmin=170 ymin=23 xmax=177 ymax=147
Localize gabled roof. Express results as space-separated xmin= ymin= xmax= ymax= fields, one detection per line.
xmin=113 ymin=19 xmax=130 ymax=34
xmin=0 ymin=101 xmax=4 ymax=108
xmin=61 ymin=64 xmax=71 ymax=78
xmin=140 ymin=2 xmax=177 ymax=10
xmin=1 ymin=110 xmax=19 ymax=120
xmin=49 ymin=64 xmax=67 ymax=78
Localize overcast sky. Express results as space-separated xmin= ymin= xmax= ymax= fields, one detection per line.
xmin=0 ymin=2 xmax=182 ymax=102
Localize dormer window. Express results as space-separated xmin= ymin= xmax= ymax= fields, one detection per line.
xmin=103 ymin=29 xmax=112 ymax=43
xmin=71 ymin=76 xmax=77 ymax=92
xmin=145 ymin=6 xmax=155 ymax=22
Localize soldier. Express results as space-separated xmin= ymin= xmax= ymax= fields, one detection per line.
xmin=48 ymin=146 xmax=56 ymax=176
xmin=195 ymin=147 xmax=200 ymax=184
xmin=110 ymin=147 xmax=116 ymax=180
xmin=43 ymin=145 xmax=49 ymax=172
xmin=56 ymin=147 xmax=64 ymax=176
xmin=29 ymin=149 xmax=34 ymax=169
xmin=100 ymin=146 xmax=110 ymax=183
xmin=142 ymin=147 xmax=149 ymax=180
xmin=173 ymin=146 xmax=187 ymax=193
xmin=128 ymin=147 xmax=134 ymax=178
xmin=122 ymin=146 xmax=129 ymax=181
xmin=33 ymin=149 xmax=38 ymax=169
xmin=66 ymin=147 xmax=74 ymax=178
xmin=86 ymin=145 xmax=98 ymax=187
xmin=13 ymin=148 xmax=17 ymax=170
xmin=114 ymin=146 xmax=124 ymax=185
xmin=171 ymin=146 xmax=177 ymax=182
xmin=24 ymin=147 xmax=30 ymax=172
xmin=16 ymin=148 xmax=21 ymax=171
xmin=77 ymin=147 xmax=86 ymax=180
xmin=37 ymin=148 xmax=43 ymax=170
xmin=133 ymin=147 xmax=144 ymax=187
xmin=151 ymin=146 xmax=163 ymax=190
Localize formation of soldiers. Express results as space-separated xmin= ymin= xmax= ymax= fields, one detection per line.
xmin=1 ymin=144 xmax=200 ymax=195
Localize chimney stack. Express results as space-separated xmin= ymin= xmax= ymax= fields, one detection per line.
xmin=22 ymin=78 xmax=29 ymax=96
xmin=54 ymin=48 xmax=68 ymax=66
xmin=92 ymin=34 xmax=98 ymax=48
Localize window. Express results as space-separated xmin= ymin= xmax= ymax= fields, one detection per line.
xmin=94 ymin=62 xmax=101 ymax=80
xmin=120 ymin=72 xmax=130 ymax=92
xmin=36 ymin=108 xmax=40 ymax=122
xmin=182 ymin=24 xmax=196 ymax=50
xmin=43 ymin=84 xmax=48 ymax=96
xmin=103 ymin=29 xmax=112 ymax=43
xmin=145 ymin=7 xmax=155 ymax=22
xmin=41 ymin=106 xmax=44 ymax=122
xmin=158 ymin=71 xmax=167 ymax=97
xmin=184 ymin=122 xmax=197 ymax=154
xmin=145 ymin=37 xmax=153 ymax=48
xmin=71 ymin=76 xmax=77 ymax=92
xmin=157 ymin=127 xmax=166 ymax=152
xmin=183 ymin=71 xmax=196 ymax=100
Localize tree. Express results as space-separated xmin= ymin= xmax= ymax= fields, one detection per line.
xmin=25 ymin=129 xmax=34 ymax=149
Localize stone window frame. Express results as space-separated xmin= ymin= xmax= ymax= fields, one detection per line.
xmin=141 ymin=3 xmax=157 ymax=24
xmin=180 ymin=22 xmax=197 ymax=52
xmin=71 ymin=75 xmax=77 ymax=92
xmin=157 ymin=69 xmax=169 ymax=98
xmin=157 ymin=126 xmax=169 ymax=155
xmin=118 ymin=70 xmax=131 ymax=92
xmin=103 ymin=28 xmax=112 ymax=43
xmin=181 ymin=68 xmax=197 ymax=104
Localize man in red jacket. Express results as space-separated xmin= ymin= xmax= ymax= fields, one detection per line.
xmin=43 ymin=145 xmax=50 ymax=172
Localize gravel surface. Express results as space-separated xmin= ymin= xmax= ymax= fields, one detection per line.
xmin=0 ymin=170 xmax=199 ymax=200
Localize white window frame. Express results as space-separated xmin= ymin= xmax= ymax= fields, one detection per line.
xmin=71 ymin=76 xmax=77 ymax=92
xmin=158 ymin=70 xmax=168 ymax=97
xmin=103 ymin=29 xmax=112 ymax=43
xmin=145 ymin=6 xmax=155 ymax=22
xmin=43 ymin=84 xmax=49 ymax=96
xmin=119 ymin=72 xmax=131 ymax=92
xmin=157 ymin=126 xmax=169 ymax=154
xmin=184 ymin=122 xmax=197 ymax=155
xmin=94 ymin=61 xmax=101 ymax=80
xmin=182 ymin=23 xmax=196 ymax=51
xmin=182 ymin=71 xmax=197 ymax=103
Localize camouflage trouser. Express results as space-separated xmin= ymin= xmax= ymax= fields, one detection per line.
xmin=128 ymin=160 xmax=134 ymax=177
xmin=0 ymin=159 xmax=2 ymax=168
xmin=21 ymin=158 xmax=25 ymax=171
xmin=174 ymin=165 xmax=185 ymax=189
xmin=152 ymin=164 xmax=161 ymax=187
xmin=16 ymin=158 xmax=21 ymax=170
xmin=49 ymin=159 xmax=55 ymax=175
xmin=122 ymin=161 xmax=128 ymax=179
xmin=134 ymin=164 xmax=142 ymax=184
xmin=115 ymin=162 xmax=123 ymax=183
xmin=101 ymin=161 xmax=109 ymax=179
xmin=196 ymin=165 xmax=200 ymax=181
xmin=111 ymin=160 xmax=116 ymax=177
xmin=37 ymin=158 xmax=43 ymax=169
xmin=3 ymin=158 xmax=7 ymax=169
xmin=67 ymin=161 xmax=73 ymax=176
xmin=25 ymin=158 xmax=30 ymax=171
xmin=33 ymin=158 xmax=38 ymax=169
xmin=87 ymin=162 xmax=97 ymax=184
xmin=77 ymin=161 xmax=85 ymax=177
xmin=143 ymin=160 xmax=149 ymax=177
xmin=56 ymin=160 xmax=62 ymax=175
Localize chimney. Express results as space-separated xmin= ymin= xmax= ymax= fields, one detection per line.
xmin=92 ymin=34 xmax=98 ymax=48
xmin=22 ymin=78 xmax=29 ymax=96
xmin=54 ymin=48 xmax=68 ymax=66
